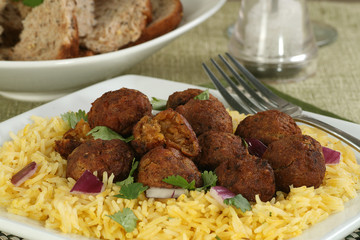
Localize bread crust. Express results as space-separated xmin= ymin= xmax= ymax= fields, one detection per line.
xmin=0 ymin=2 xmax=23 ymax=47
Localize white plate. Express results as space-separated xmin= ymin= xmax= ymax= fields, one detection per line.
xmin=0 ymin=0 xmax=226 ymax=101
xmin=0 ymin=75 xmax=360 ymax=240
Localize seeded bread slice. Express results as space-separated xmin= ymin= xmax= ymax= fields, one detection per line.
xmin=11 ymin=0 xmax=79 ymax=61
xmin=83 ymin=0 xmax=152 ymax=53
xmin=75 ymin=0 xmax=96 ymax=38
xmin=132 ymin=0 xmax=182 ymax=46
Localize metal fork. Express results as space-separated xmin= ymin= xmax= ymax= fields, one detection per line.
xmin=202 ymin=53 xmax=360 ymax=153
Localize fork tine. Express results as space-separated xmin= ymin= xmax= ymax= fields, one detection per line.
xmin=202 ymin=63 xmax=252 ymax=114
xmin=225 ymin=52 xmax=288 ymax=108
xmin=209 ymin=58 xmax=262 ymax=113
xmin=217 ymin=54 xmax=275 ymax=111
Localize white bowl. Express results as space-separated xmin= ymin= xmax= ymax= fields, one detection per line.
xmin=0 ymin=0 xmax=226 ymax=101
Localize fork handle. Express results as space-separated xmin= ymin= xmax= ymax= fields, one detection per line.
xmin=294 ymin=114 xmax=360 ymax=153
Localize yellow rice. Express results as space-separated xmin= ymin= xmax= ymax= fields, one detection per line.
xmin=0 ymin=112 xmax=359 ymax=240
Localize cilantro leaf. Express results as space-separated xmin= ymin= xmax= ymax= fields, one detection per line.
xmin=12 ymin=0 xmax=43 ymax=7
xmin=242 ymin=138 xmax=249 ymax=148
xmin=116 ymin=159 xmax=138 ymax=186
xmin=114 ymin=182 xmax=148 ymax=199
xmin=196 ymin=171 xmax=217 ymax=191
xmin=116 ymin=177 xmax=134 ymax=187
xmin=61 ymin=110 xmax=87 ymax=129
xmin=223 ymin=194 xmax=252 ymax=212
xmin=114 ymin=159 xmax=147 ymax=200
xmin=22 ymin=0 xmax=43 ymax=7
xmin=87 ymin=126 xmax=134 ymax=142
xmin=162 ymin=175 xmax=195 ymax=190
xmin=107 ymin=208 xmax=138 ymax=232
xmin=194 ymin=89 xmax=210 ymax=100
xmin=215 ymin=236 xmax=221 ymax=240
xmin=151 ymin=97 xmax=167 ymax=110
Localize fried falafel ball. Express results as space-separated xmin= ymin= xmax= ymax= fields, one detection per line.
xmin=66 ymin=139 xmax=135 ymax=181
xmin=166 ymin=88 xmax=218 ymax=109
xmin=235 ymin=109 xmax=302 ymax=146
xmin=131 ymin=108 xmax=200 ymax=157
xmin=137 ymin=146 xmax=203 ymax=188
xmin=262 ymin=134 xmax=326 ymax=193
xmin=216 ymin=154 xmax=276 ymax=202
xmin=175 ymin=99 xmax=233 ymax=136
xmin=194 ymin=131 xmax=248 ymax=171
xmin=87 ymin=88 xmax=152 ymax=136
xmin=55 ymin=119 xmax=92 ymax=159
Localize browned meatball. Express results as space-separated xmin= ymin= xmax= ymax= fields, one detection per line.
xmin=175 ymin=99 xmax=233 ymax=136
xmin=137 ymin=146 xmax=203 ymax=188
xmin=66 ymin=139 xmax=135 ymax=181
xmin=166 ymin=88 xmax=218 ymax=109
xmin=194 ymin=131 xmax=248 ymax=171
xmin=262 ymin=135 xmax=326 ymax=193
xmin=216 ymin=154 xmax=276 ymax=202
xmin=235 ymin=109 xmax=302 ymax=146
xmin=87 ymin=88 xmax=152 ymax=136
xmin=131 ymin=108 xmax=200 ymax=157
xmin=55 ymin=119 xmax=92 ymax=159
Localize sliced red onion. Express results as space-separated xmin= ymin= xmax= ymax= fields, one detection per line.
xmin=322 ymin=146 xmax=341 ymax=165
xmin=11 ymin=161 xmax=38 ymax=187
xmin=70 ymin=170 xmax=104 ymax=195
xmin=209 ymin=186 xmax=235 ymax=207
xmin=245 ymin=138 xmax=268 ymax=157
xmin=145 ymin=187 xmax=186 ymax=199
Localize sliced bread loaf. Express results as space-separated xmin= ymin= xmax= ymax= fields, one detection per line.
xmin=131 ymin=0 xmax=182 ymax=46
xmin=11 ymin=0 xmax=79 ymax=61
xmin=83 ymin=0 xmax=152 ymax=53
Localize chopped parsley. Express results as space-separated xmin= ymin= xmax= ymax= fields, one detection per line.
xmin=162 ymin=175 xmax=196 ymax=190
xmin=114 ymin=159 xmax=148 ymax=199
xmin=196 ymin=171 xmax=217 ymax=191
xmin=61 ymin=110 xmax=87 ymax=129
xmin=151 ymin=97 xmax=167 ymax=110
xmin=194 ymin=89 xmax=210 ymax=100
xmin=163 ymin=171 xmax=217 ymax=191
xmin=114 ymin=182 xmax=148 ymax=200
xmin=107 ymin=208 xmax=138 ymax=232
xmin=116 ymin=159 xmax=138 ymax=186
xmin=223 ymin=194 xmax=252 ymax=213
xmin=87 ymin=126 xmax=134 ymax=142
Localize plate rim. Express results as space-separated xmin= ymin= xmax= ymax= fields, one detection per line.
xmin=0 ymin=74 xmax=360 ymax=240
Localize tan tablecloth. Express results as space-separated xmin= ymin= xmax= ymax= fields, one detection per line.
xmin=123 ymin=0 xmax=360 ymax=124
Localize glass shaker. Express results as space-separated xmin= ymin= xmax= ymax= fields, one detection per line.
xmin=228 ymin=0 xmax=318 ymax=83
